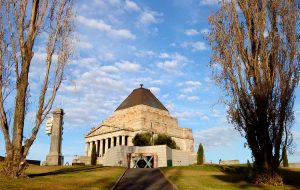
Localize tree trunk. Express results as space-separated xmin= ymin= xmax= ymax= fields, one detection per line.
xmin=2 ymin=149 xmax=28 ymax=178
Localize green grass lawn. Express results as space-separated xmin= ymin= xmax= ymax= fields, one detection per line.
xmin=0 ymin=164 xmax=125 ymax=190
xmin=161 ymin=164 xmax=300 ymax=190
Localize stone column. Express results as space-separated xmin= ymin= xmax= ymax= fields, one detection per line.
xmin=89 ymin=141 xmax=93 ymax=156
xmin=113 ymin=137 xmax=116 ymax=147
xmin=116 ymin=136 xmax=120 ymax=146
xmin=122 ymin=135 xmax=126 ymax=146
xmin=105 ymin=138 xmax=109 ymax=154
xmin=98 ymin=140 xmax=102 ymax=157
xmin=101 ymin=139 xmax=104 ymax=155
xmin=108 ymin=138 xmax=111 ymax=149
xmin=128 ymin=136 xmax=133 ymax=146
xmin=95 ymin=140 xmax=98 ymax=157
xmin=45 ymin=108 xmax=64 ymax=165
xmin=85 ymin=142 xmax=89 ymax=156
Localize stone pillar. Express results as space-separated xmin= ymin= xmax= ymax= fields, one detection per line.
xmin=99 ymin=140 xmax=102 ymax=156
xmin=85 ymin=142 xmax=89 ymax=156
xmin=95 ymin=140 xmax=98 ymax=157
xmin=128 ymin=136 xmax=133 ymax=146
xmin=122 ymin=135 xmax=125 ymax=146
xmin=102 ymin=139 xmax=105 ymax=155
xmin=113 ymin=137 xmax=116 ymax=147
xmin=45 ymin=108 xmax=64 ymax=166
xmin=89 ymin=141 xmax=93 ymax=156
xmin=105 ymin=138 xmax=109 ymax=154
xmin=116 ymin=136 xmax=120 ymax=146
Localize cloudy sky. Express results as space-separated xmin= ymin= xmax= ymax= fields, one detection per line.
xmin=1 ymin=0 xmax=300 ymax=164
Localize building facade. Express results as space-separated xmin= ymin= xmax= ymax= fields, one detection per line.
xmin=78 ymin=85 xmax=195 ymax=166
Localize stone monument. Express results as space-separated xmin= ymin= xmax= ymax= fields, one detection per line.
xmin=45 ymin=108 xmax=64 ymax=166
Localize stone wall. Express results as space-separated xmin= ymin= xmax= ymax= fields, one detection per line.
xmin=72 ymin=156 xmax=91 ymax=165
xmin=219 ymin=160 xmax=240 ymax=165
xmin=94 ymin=145 xmax=196 ymax=168
xmin=288 ymin=163 xmax=300 ymax=168
xmin=90 ymin=105 xmax=194 ymax=152
xmin=102 ymin=145 xmax=170 ymax=167
xmin=171 ymin=149 xmax=196 ymax=166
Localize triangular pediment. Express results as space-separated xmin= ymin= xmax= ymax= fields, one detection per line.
xmin=85 ymin=125 xmax=134 ymax=137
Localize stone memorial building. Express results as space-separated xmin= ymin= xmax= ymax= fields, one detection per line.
xmin=74 ymin=85 xmax=196 ymax=167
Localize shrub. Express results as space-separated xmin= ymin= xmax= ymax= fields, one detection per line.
xmin=197 ymin=143 xmax=204 ymax=165
xmin=132 ymin=132 xmax=152 ymax=146
xmin=154 ymin=134 xmax=177 ymax=149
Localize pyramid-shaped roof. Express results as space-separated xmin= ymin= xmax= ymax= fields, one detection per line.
xmin=115 ymin=85 xmax=168 ymax=111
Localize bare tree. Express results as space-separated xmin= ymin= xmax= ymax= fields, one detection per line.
xmin=209 ymin=0 xmax=299 ymax=184
xmin=0 ymin=0 xmax=74 ymax=178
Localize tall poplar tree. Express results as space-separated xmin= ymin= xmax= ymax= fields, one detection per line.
xmin=197 ymin=143 xmax=204 ymax=165
xmin=209 ymin=0 xmax=299 ymax=184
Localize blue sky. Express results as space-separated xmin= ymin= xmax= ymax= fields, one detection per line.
xmin=1 ymin=0 xmax=300 ymax=164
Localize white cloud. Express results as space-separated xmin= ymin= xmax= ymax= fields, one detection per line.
xmin=201 ymin=115 xmax=210 ymax=121
xmin=185 ymin=29 xmax=199 ymax=36
xmin=138 ymin=10 xmax=162 ymax=25
xmin=182 ymin=41 xmax=207 ymax=51
xmin=99 ymin=52 xmax=115 ymax=61
xmin=77 ymin=15 xmax=136 ymax=40
xmin=101 ymin=65 xmax=119 ymax=73
xmin=185 ymin=81 xmax=202 ymax=88
xmin=179 ymin=80 xmax=202 ymax=93
xmin=174 ymin=110 xmax=203 ymax=120
xmin=200 ymin=28 xmax=209 ymax=35
xmin=125 ymin=0 xmax=140 ymax=11
xmin=178 ymin=94 xmax=186 ymax=100
xmin=115 ymin=60 xmax=140 ymax=72
xmin=149 ymin=87 xmax=160 ymax=95
xmin=159 ymin=53 xmax=170 ymax=59
xmin=157 ymin=60 xmax=178 ymax=69
xmin=134 ymin=50 xmax=156 ymax=58
xmin=204 ymin=77 xmax=212 ymax=83
xmin=194 ymin=126 xmax=241 ymax=150
xmin=200 ymin=0 xmax=220 ymax=5
xmin=177 ymin=94 xmax=200 ymax=101
xmin=187 ymin=96 xmax=200 ymax=101
xmin=78 ymin=40 xmax=93 ymax=50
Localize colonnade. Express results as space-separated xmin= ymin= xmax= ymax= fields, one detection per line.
xmin=85 ymin=135 xmax=131 ymax=157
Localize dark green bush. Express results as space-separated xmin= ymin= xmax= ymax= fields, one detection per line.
xmin=154 ymin=134 xmax=177 ymax=149
xmin=132 ymin=132 xmax=152 ymax=146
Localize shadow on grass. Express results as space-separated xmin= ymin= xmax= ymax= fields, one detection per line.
xmin=114 ymin=168 xmax=174 ymax=190
xmin=280 ymin=168 xmax=300 ymax=188
xmin=78 ymin=177 xmax=116 ymax=190
xmin=212 ymin=165 xmax=300 ymax=190
xmin=28 ymin=165 xmax=103 ymax=177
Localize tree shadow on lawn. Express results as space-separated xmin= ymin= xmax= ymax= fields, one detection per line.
xmin=28 ymin=166 xmax=104 ymax=177
xmin=212 ymin=165 xmax=300 ymax=190
xmin=77 ymin=177 xmax=116 ymax=190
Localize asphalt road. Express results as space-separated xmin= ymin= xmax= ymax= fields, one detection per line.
xmin=113 ymin=168 xmax=177 ymax=190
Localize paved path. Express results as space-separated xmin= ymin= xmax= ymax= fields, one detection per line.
xmin=113 ymin=168 xmax=177 ymax=190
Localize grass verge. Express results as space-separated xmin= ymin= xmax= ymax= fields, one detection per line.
xmin=0 ymin=164 xmax=125 ymax=190
xmin=161 ymin=164 xmax=300 ymax=190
